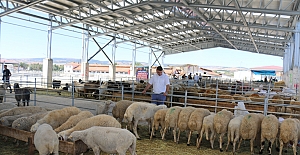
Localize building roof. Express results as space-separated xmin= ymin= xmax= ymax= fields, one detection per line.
xmin=250 ymin=66 xmax=283 ymax=71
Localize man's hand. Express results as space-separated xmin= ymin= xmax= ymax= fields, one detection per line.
xmin=142 ymin=90 xmax=146 ymax=94
xmin=163 ymin=92 xmax=167 ymax=96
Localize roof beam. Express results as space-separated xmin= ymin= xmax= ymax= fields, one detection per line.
xmin=179 ymin=17 xmax=297 ymax=32
xmin=149 ymin=1 xmax=300 ymax=16
xmin=179 ymin=0 xmax=237 ymax=50
xmin=0 ymin=0 xmax=44 ymax=17
xmin=233 ymin=0 xmax=259 ymax=53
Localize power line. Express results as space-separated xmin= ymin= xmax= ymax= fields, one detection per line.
xmin=2 ymin=15 xmax=149 ymax=54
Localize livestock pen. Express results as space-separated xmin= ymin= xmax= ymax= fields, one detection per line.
xmin=0 ymin=79 xmax=299 ymax=154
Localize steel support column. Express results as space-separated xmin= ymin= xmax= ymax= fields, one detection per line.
xmin=161 ymin=51 xmax=165 ymax=69
xmin=148 ymin=48 xmax=153 ymax=79
xmin=81 ymin=24 xmax=89 ymax=81
xmin=109 ymin=34 xmax=116 ymax=81
xmin=130 ymin=42 xmax=137 ymax=77
xmin=43 ymin=14 xmax=53 ymax=88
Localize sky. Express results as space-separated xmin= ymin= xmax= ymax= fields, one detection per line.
xmin=0 ymin=9 xmax=283 ymax=68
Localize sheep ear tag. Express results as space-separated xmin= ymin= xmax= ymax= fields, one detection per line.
xmin=248 ymin=115 xmax=251 ymax=119
xmin=18 ymin=123 xmax=21 ymax=126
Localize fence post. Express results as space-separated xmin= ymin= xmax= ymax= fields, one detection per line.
xmin=71 ymin=77 xmax=74 ymax=106
xmin=34 ymin=78 xmax=36 ymax=106
xmin=170 ymin=85 xmax=173 ymax=107
xmin=241 ymin=80 xmax=244 ymax=95
xmin=131 ymin=80 xmax=135 ymax=101
xmin=264 ymin=81 xmax=271 ymax=116
xmin=121 ymin=85 xmax=124 ymax=100
xmin=215 ymin=80 xmax=219 ymax=113
xmin=184 ymin=89 xmax=187 ymax=107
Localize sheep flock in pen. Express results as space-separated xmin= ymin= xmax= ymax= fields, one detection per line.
xmin=0 ymin=98 xmax=300 ymax=154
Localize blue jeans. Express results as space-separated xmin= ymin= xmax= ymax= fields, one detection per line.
xmin=151 ymin=93 xmax=166 ymax=105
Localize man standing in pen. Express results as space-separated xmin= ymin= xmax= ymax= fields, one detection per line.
xmin=142 ymin=66 xmax=170 ymax=105
xmin=2 ymin=65 xmax=12 ymax=93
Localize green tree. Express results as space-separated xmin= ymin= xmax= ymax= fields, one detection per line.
xmin=53 ymin=64 xmax=64 ymax=71
xmin=16 ymin=62 xmax=29 ymax=69
xmin=29 ymin=63 xmax=43 ymax=71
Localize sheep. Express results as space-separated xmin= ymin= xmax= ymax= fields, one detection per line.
xmin=187 ymin=108 xmax=211 ymax=146
xmin=124 ymin=102 xmax=167 ymax=140
xmin=12 ymin=112 xmax=49 ymax=131
xmin=0 ymin=84 xmax=6 ymax=103
xmin=30 ymin=106 xmax=81 ymax=132
xmin=57 ymin=114 xmax=121 ymax=141
xmin=176 ymin=106 xmax=196 ymax=144
xmin=213 ymin=109 xmax=234 ymax=152
xmin=112 ymin=100 xmax=134 ymax=123
xmin=34 ymin=124 xmax=59 ymax=155
xmin=279 ymin=118 xmax=300 ymax=155
xmin=0 ymin=113 xmax=33 ymax=126
xmin=95 ymin=100 xmax=116 ymax=115
xmin=0 ymin=106 xmax=47 ymax=118
xmin=54 ymin=111 xmax=94 ymax=133
xmin=225 ymin=115 xmax=244 ymax=153
xmin=0 ymin=109 xmax=9 ymax=115
xmin=150 ymin=108 xmax=169 ymax=140
xmin=238 ymin=113 xmax=265 ymax=155
xmin=258 ymin=114 xmax=279 ymax=155
xmin=13 ymin=83 xmax=31 ymax=106
xmin=162 ymin=106 xmax=182 ymax=142
xmin=69 ymin=126 xmax=137 ymax=155
xmin=197 ymin=113 xmax=216 ymax=149
xmin=0 ymin=102 xmax=17 ymax=111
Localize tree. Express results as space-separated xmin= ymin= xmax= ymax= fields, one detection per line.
xmin=29 ymin=63 xmax=43 ymax=71
xmin=53 ymin=64 xmax=64 ymax=71
xmin=18 ymin=62 xmax=29 ymax=69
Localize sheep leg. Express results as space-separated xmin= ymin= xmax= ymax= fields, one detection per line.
xmin=197 ymin=128 xmax=205 ymax=149
xmin=233 ymin=134 xmax=239 ymax=154
xmin=219 ymin=133 xmax=225 ymax=152
xmin=267 ymin=139 xmax=275 ymax=155
xmin=187 ymin=130 xmax=192 ymax=146
xmin=237 ymin=138 xmax=243 ymax=151
xmin=250 ymin=138 xmax=255 ymax=155
xmin=173 ymin=128 xmax=177 ymax=143
xmin=150 ymin=123 xmax=155 ymax=140
xmin=92 ymin=147 xmax=100 ymax=155
xmin=162 ymin=127 xmax=167 ymax=140
xmin=293 ymin=139 xmax=297 ymax=155
xmin=259 ymin=136 xmax=266 ymax=154
xmin=176 ymin=129 xmax=181 ymax=144
xmin=278 ymin=139 xmax=284 ymax=155
xmin=133 ymin=120 xmax=140 ymax=140
xmin=210 ymin=130 xmax=216 ymax=149
xmin=225 ymin=130 xmax=230 ymax=152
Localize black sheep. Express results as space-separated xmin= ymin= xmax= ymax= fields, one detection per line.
xmin=13 ymin=83 xmax=31 ymax=106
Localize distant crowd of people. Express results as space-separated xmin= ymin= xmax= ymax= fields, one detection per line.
xmin=264 ymin=76 xmax=278 ymax=83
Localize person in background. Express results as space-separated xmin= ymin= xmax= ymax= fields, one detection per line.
xmin=194 ymin=73 xmax=199 ymax=84
xmin=142 ymin=66 xmax=170 ymax=105
xmin=2 ymin=65 xmax=12 ymax=93
xmin=188 ymin=73 xmax=193 ymax=80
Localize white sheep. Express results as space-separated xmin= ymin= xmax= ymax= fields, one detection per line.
xmin=69 ymin=126 xmax=137 ymax=155
xmin=30 ymin=106 xmax=81 ymax=132
xmin=112 ymin=100 xmax=134 ymax=123
xmin=124 ymin=102 xmax=167 ymax=139
xmin=0 ymin=113 xmax=33 ymax=126
xmin=0 ymin=103 xmax=16 ymax=110
xmin=238 ymin=113 xmax=265 ymax=155
xmin=95 ymin=100 xmax=116 ymax=115
xmin=225 ymin=115 xmax=244 ymax=153
xmin=213 ymin=109 xmax=234 ymax=152
xmin=177 ymin=106 xmax=196 ymax=144
xmin=0 ymin=106 xmax=47 ymax=118
xmin=162 ymin=106 xmax=182 ymax=142
xmin=12 ymin=112 xmax=49 ymax=131
xmin=279 ymin=118 xmax=300 ymax=155
xmin=259 ymin=114 xmax=279 ymax=155
xmin=150 ymin=108 xmax=169 ymax=140
xmin=187 ymin=108 xmax=211 ymax=146
xmin=57 ymin=114 xmax=121 ymax=141
xmin=54 ymin=111 xmax=94 ymax=133
xmin=34 ymin=124 xmax=59 ymax=155
xmin=197 ymin=113 xmax=216 ymax=149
